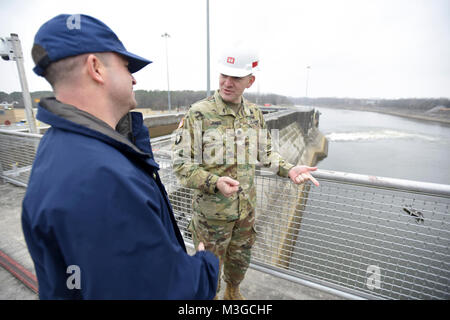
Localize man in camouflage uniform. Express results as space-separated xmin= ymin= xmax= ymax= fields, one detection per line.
xmin=172 ymin=48 xmax=319 ymax=300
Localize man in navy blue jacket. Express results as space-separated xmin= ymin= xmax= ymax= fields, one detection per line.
xmin=22 ymin=14 xmax=219 ymax=299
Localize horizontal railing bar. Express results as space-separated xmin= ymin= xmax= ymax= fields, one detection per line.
xmin=250 ymin=262 xmax=375 ymax=300
xmin=250 ymin=259 xmax=444 ymax=300
xmin=257 ymin=168 xmax=450 ymax=197
xmin=313 ymin=169 xmax=450 ymax=197
xmin=1 ymin=175 xmax=28 ymax=187
xmin=0 ymin=129 xmax=43 ymax=139
xmin=184 ymin=240 xmax=372 ymax=300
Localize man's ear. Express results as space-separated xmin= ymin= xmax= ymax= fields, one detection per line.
xmin=246 ymin=75 xmax=256 ymax=89
xmin=85 ymin=54 xmax=106 ymax=84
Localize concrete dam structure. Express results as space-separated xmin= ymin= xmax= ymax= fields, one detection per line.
xmin=253 ymin=107 xmax=328 ymax=269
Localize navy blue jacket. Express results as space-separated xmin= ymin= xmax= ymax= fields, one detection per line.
xmin=22 ymin=98 xmax=219 ymax=299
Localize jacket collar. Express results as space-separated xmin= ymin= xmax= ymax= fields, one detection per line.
xmin=37 ymin=97 xmax=157 ymax=166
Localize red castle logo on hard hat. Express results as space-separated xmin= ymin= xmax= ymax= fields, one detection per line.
xmin=227 ymin=57 xmax=235 ymax=64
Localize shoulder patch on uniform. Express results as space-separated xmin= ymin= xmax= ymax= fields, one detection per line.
xmin=194 ymin=111 xmax=205 ymax=120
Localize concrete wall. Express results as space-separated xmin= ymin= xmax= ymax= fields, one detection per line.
xmin=143 ymin=113 xmax=184 ymax=128
xmin=263 ymin=106 xmax=328 ymax=167
xmin=254 ymin=106 xmax=328 ymax=269
xmin=143 ymin=113 xmax=184 ymax=138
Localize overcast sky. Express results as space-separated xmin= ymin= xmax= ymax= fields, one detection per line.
xmin=1 ymin=0 xmax=449 ymax=99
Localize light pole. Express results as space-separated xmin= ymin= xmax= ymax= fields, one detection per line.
xmin=0 ymin=34 xmax=37 ymax=133
xmin=206 ymin=0 xmax=211 ymax=97
xmin=161 ymin=32 xmax=171 ymax=112
xmin=305 ymin=65 xmax=311 ymax=99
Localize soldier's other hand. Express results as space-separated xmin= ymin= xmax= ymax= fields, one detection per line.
xmin=288 ymin=165 xmax=320 ymax=187
xmin=217 ymin=176 xmax=240 ymax=197
xmin=197 ymin=242 xmax=205 ymax=251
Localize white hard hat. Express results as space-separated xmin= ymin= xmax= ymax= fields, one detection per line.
xmin=217 ymin=47 xmax=259 ymax=77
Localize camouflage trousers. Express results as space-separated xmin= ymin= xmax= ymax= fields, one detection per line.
xmin=188 ymin=210 xmax=257 ymax=291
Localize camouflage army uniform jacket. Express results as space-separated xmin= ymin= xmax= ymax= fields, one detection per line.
xmin=172 ymin=90 xmax=294 ymax=221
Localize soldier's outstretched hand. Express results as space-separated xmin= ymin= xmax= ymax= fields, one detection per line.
xmin=216 ymin=176 xmax=240 ymax=197
xmin=288 ymin=165 xmax=320 ymax=187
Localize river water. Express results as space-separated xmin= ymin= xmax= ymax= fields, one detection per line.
xmin=314 ymin=107 xmax=450 ymax=185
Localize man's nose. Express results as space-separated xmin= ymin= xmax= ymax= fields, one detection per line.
xmin=132 ymin=75 xmax=137 ymax=85
xmin=223 ymin=76 xmax=233 ymax=86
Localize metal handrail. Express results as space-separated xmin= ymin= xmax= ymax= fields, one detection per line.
xmin=167 ymin=163 xmax=450 ymax=300
xmin=0 ymin=129 xmax=43 ymax=138
xmin=311 ymin=169 xmax=450 ymax=197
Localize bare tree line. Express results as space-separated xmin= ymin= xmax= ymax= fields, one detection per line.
xmin=1 ymin=90 xmax=448 ymax=112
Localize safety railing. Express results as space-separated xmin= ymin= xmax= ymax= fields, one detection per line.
xmin=155 ymin=153 xmax=450 ymax=300
xmin=0 ymin=129 xmax=41 ymax=187
xmin=1 ymin=130 xmax=449 ymax=299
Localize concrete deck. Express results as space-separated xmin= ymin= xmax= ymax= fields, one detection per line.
xmin=0 ymin=180 xmax=343 ymax=300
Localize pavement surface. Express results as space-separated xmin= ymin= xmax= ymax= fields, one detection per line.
xmin=0 ymin=180 xmax=343 ymax=300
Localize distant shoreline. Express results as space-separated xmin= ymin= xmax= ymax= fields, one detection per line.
xmin=314 ymin=105 xmax=450 ymax=125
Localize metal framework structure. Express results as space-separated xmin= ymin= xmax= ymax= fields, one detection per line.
xmin=1 ymin=130 xmax=449 ymax=299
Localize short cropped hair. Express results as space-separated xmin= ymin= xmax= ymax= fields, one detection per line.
xmin=31 ymin=48 xmax=110 ymax=89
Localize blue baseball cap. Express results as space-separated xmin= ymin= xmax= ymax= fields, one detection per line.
xmin=32 ymin=14 xmax=152 ymax=76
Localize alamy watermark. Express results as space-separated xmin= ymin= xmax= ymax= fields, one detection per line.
xmin=66 ymin=265 xmax=81 ymax=290
xmin=66 ymin=14 xmax=81 ymax=30
xmin=366 ymin=265 xmax=381 ymax=290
